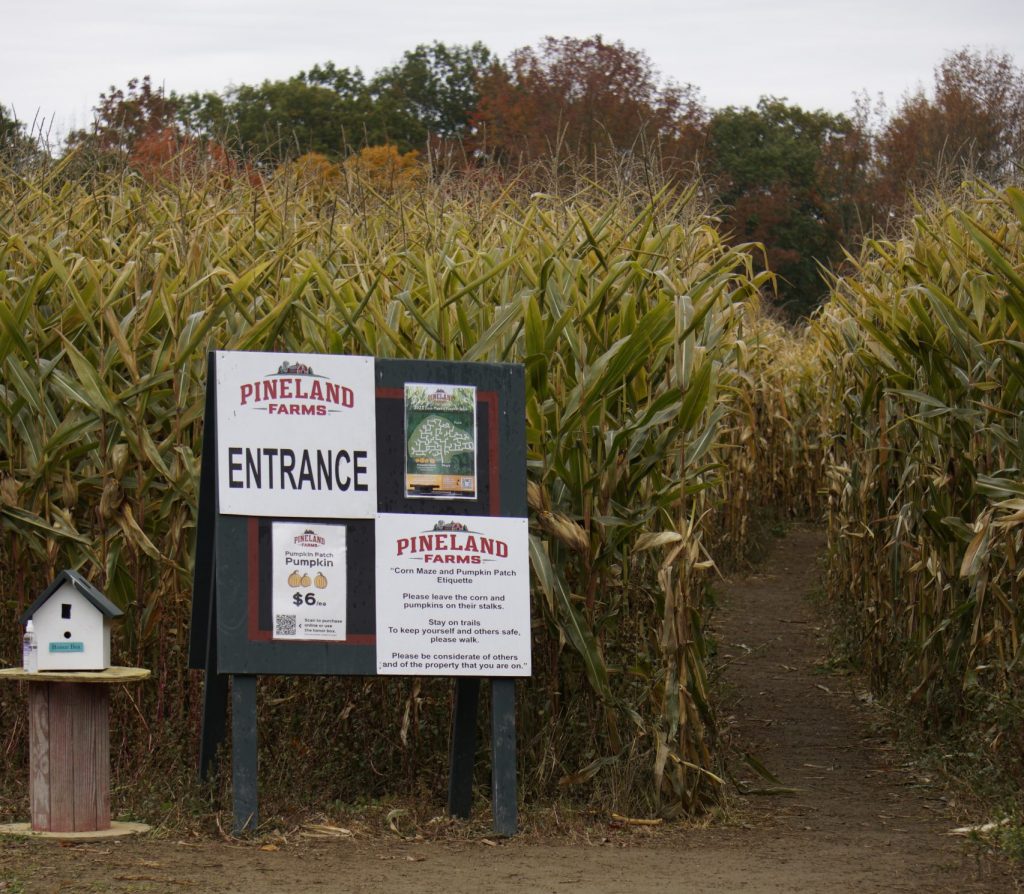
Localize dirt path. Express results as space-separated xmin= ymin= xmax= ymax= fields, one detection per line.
xmin=706 ymin=524 xmax=1017 ymax=892
xmin=2 ymin=525 xmax=1018 ymax=893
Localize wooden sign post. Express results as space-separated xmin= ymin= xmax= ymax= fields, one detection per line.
xmin=188 ymin=352 xmax=528 ymax=835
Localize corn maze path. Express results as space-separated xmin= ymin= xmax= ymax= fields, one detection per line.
xmin=703 ymin=524 xmax=1017 ymax=892
xmin=2 ymin=525 xmax=1019 ymax=893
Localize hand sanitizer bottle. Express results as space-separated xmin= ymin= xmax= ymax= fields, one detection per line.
xmin=22 ymin=620 xmax=37 ymax=673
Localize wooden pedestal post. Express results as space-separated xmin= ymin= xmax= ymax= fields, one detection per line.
xmin=29 ymin=681 xmax=110 ymax=832
xmin=447 ymin=677 xmax=519 ymax=836
xmin=0 ymin=666 xmax=150 ymax=839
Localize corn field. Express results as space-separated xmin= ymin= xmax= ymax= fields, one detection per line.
xmin=0 ymin=156 xmax=779 ymax=821
xmin=4 ymin=152 xmax=1021 ymax=825
xmin=809 ymin=182 xmax=1024 ymax=780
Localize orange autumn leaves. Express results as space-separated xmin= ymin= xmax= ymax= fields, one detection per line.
xmin=276 ymin=146 xmax=426 ymax=193
xmin=129 ymin=136 xmax=424 ymax=193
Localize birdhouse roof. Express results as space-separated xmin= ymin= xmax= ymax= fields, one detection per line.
xmin=19 ymin=570 xmax=123 ymax=624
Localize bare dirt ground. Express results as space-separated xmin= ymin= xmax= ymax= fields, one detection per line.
xmin=2 ymin=525 xmax=1020 ymax=893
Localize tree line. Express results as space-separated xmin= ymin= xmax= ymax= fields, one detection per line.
xmin=3 ymin=36 xmax=1023 ymax=315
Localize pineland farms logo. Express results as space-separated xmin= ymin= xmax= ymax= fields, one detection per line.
xmin=293 ymin=529 xmax=326 ymax=547
xmin=395 ymin=521 xmax=508 ymax=564
xmin=238 ymin=361 xmax=355 ymax=416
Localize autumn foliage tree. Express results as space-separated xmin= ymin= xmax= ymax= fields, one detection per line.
xmin=66 ymin=76 xmax=179 ymax=159
xmin=63 ymin=76 xmax=248 ymax=184
xmin=127 ymin=128 xmax=248 ymax=185
xmin=343 ymin=144 xmax=425 ymax=189
xmin=472 ymin=35 xmax=705 ymax=171
xmin=875 ymin=48 xmax=1024 ymax=208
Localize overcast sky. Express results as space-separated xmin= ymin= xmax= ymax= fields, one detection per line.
xmin=4 ymin=0 xmax=1024 ymax=139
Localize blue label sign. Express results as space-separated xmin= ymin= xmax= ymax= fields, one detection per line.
xmin=49 ymin=642 xmax=84 ymax=653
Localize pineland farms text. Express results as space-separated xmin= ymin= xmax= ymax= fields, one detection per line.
xmin=239 ymin=376 xmax=354 ymax=415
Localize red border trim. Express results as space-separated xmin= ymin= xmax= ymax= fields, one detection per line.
xmin=246 ymin=519 xmax=376 ymax=645
xmin=483 ymin=392 xmax=500 ymax=517
xmin=376 ymin=386 xmax=500 ymax=515
xmin=246 ymin=387 xmax=502 ymax=643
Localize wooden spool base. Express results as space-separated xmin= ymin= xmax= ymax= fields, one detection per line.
xmin=0 ymin=821 xmax=150 ymax=841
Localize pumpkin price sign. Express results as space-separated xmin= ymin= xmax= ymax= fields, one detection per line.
xmin=270 ymin=521 xmax=347 ymax=640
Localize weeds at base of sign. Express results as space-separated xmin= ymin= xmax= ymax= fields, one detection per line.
xmin=245 ymin=802 xmax=710 ymax=848
xmin=197 ymin=773 xmax=669 ymax=846
xmin=194 ymin=800 xmax=688 ymax=848
xmin=0 ymin=668 xmax=701 ymax=845
xmin=1 ymin=750 xmax=713 ymax=849
xmin=113 ymin=743 xmax=234 ymax=840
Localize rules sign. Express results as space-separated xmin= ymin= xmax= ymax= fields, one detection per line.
xmin=375 ymin=514 xmax=530 ymax=676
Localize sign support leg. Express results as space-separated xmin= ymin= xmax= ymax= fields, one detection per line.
xmin=199 ymin=669 xmax=228 ymax=781
xmin=231 ymin=674 xmax=259 ymax=834
xmin=490 ymin=678 xmax=517 ymax=836
xmin=447 ymin=677 xmax=480 ymax=819
xmin=198 ymin=593 xmax=228 ymax=781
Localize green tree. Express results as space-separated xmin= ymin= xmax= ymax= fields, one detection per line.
xmin=707 ymin=98 xmax=869 ymax=316
xmin=1 ymin=104 xmax=41 ymax=165
xmin=178 ymin=47 xmax=493 ymax=160
xmin=177 ymin=65 xmax=374 ymax=161
xmin=367 ymin=42 xmax=493 ymax=151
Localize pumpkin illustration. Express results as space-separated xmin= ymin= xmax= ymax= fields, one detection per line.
xmin=314 ymin=572 xmax=328 ymax=588
xmin=287 ymin=570 xmax=303 ymax=587
xmin=301 ymin=573 xmax=312 ymax=587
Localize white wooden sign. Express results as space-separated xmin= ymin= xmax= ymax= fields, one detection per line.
xmin=375 ymin=514 xmax=531 ymax=676
xmin=215 ymin=351 xmax=376 ymax=518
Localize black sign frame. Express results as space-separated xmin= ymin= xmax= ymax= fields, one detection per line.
xmin=188 ymin=352 xmax=527 ymax=835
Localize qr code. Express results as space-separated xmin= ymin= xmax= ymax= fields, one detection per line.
xmin=274 ymin=614 xmax=297 ymax=636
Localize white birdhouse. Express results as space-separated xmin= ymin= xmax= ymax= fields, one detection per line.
xmin=19 ymin=571 xmax=122 ymax=671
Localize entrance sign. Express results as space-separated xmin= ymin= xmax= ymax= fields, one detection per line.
xmin=271 ymin=521 xmax=347 ymax=641
xmin=376 ymin=514 xmax=530 ymax=675
xmin=190 ymin=352 xmax=527 ymax=838
xmin=404 ymin=383 xmax=477 ymax=498
xmin=215 ymin=351 xmax=376 ymax=518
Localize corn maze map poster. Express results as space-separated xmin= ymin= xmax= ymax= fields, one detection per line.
xmin=270 ymin=521 xmax=347 ymax=641
xmin=404 ymin=383 xmax=477 ymax=499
